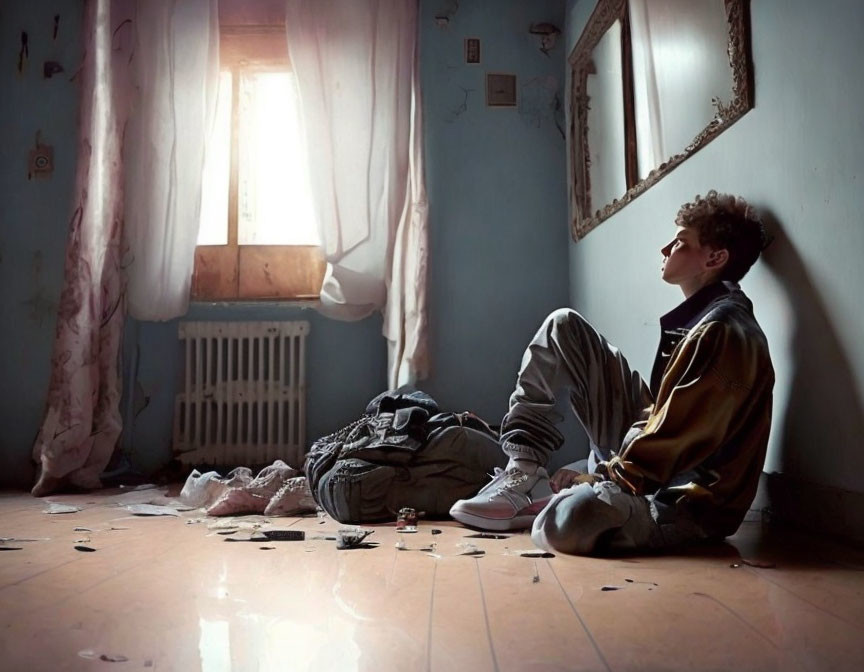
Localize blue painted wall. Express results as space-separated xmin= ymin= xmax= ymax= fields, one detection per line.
xmin=0 ymin=2 xmax=83 ymax=489
xmin=1 ymin=0 xmax=579 ymax=487
xmin=564 ymin=0 xmax=864 ymax=500
xmin=418 ymin=0 xmax=577 ymax=471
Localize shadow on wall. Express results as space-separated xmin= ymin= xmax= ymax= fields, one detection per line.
xmin=760 ymin=210 xmax=864 ymax=540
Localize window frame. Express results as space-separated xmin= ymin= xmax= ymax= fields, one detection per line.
xmin=191 ymin=2 xmax=325 ymax=302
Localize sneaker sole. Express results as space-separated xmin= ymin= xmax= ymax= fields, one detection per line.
xmin=449 ymin=509 xmax=538 ymax=531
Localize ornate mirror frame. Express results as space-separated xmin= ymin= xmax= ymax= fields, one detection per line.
xmin=568 ymin=0 xmax=753 ymax=240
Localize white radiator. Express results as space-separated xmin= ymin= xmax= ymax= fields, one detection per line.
xmin=173 ymin=320 xmax=309 ymax=467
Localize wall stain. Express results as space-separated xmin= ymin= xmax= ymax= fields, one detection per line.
xmin=21 ymin=251 xmax=57 ymax=326
xmin=446 ymin=86 xmax=474 ymax=123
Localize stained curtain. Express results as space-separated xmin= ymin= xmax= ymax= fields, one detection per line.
xmin=31 ymin=0 xmax=133 ymax=495
xmin=31 ymin=0 xmax=219 ymax=495
xmin=284 ymin=0 xmax=429 ymax=386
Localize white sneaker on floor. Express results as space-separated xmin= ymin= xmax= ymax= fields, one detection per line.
xmin=449 ymin=466 xmax=554 ymax=531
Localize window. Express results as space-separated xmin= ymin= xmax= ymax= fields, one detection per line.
xmin=192 ymin=0 xmax=325 ymax=301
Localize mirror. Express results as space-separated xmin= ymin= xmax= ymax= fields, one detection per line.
xmin=569 ymin=0 xmax=753 ymax=239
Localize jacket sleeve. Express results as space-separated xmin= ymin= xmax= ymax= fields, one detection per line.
xmin=601 ymin=321 xmax=754 ymax=495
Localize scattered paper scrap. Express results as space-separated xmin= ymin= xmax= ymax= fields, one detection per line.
xmin=457 ymin=542 xmax=485 ymax=557
xmin=44 ymin=502 xmax=81 ymax=514
xmin=518 ymin=550 xmax=555 ymax=558
xmin=124 ymin=504 xmax=180 ymax=517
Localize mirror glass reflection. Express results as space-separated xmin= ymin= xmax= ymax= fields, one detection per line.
xmin=629 ymin=0 xmax=734 ymax=179
xmin=586 ymin=19 xmax=627 ymax=212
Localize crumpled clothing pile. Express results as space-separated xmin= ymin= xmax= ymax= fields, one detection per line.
xmin=179 ymin=460 xmax=317 ymax=517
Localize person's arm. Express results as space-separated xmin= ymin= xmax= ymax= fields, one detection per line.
xmin=599 ymin=321 xmax=756 ymax=495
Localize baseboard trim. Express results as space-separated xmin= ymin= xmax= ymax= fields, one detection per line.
xmin=762 ymin=471 xmax=864 ymax=546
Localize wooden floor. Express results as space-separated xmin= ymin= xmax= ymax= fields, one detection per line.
xmin=1 ymin=488 xmax=863 ymax=671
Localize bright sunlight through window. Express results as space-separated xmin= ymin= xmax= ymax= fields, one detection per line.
xmin=198 ymin=70 xmax=319 ymax=247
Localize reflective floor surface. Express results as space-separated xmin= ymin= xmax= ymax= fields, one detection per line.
xmin=1 ymin=488 xmax=863 ymax=671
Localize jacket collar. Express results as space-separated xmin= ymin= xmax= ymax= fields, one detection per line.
xmin=660 ymin=281 xmax=732 ymax=331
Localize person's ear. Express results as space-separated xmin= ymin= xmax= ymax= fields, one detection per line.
xmin=706 ymin=248 xmax=729 ymax=269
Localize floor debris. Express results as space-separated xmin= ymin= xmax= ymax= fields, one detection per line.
xmin=74 ymin=545 xmax=96 ymax=552
xmin=456 ymin=542 xmax=485 ymax=557
xmin=464 ymin=532 xmax=509 ymax=539
xmin=263 ymin=529 xmax=305 ymax=541
xmin=78 ymin=650 xmax=130 ymax=663
xmin=395 ymin=540 xmax=436 ymax=552
xmin=73 ymin=527 xmax=92 ymax=532
xmin=100 ymin=654 xmax=129 ymax=662
xmin=431 ymin=529 xmax=443 ymax=535
xmin=44 ymin=502 xmax=81 ymax=514
xmin=517 ymin=550 xmax=555 ymax=558
xmin=337 ymin=527 xmax=374 ymax=549
xmin=532 ymin=562 xmax=540 ymax=583
xmin=601 ymin=585 xmax=623 ymax=591
xmin=124 ymin=504 xmax=180 ymax=517
xmin=0 ymin=546 xmax=23 ymax=551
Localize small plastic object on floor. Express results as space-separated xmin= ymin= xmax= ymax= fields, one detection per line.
xmin=396 ymin=507 xmax=418 ymax=533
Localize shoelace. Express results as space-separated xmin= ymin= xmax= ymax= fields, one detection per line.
xmin=488 ymin=467 xmax=532 ymax=501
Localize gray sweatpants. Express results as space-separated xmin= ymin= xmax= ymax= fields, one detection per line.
xmin=500 ymin=309 xmax=708 ymax=555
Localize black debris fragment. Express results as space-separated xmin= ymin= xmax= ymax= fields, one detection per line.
xmin=263 ymin=529 xmax=305 ymax=541
xmin=74 ymin=545 xmax=96 ymax=552
xmin=100 ymin=654 xmax=128 ymax=662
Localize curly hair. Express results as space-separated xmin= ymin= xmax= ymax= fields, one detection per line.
xmin=675 ymin=190 xmax=768 ymax=282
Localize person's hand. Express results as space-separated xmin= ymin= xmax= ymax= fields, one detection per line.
xmin=550 ymin=468 xmax=597 ymax=493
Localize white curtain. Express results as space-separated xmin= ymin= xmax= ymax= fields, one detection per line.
xmin=31 ymin=0 xmax=133 ymax=496
xmin=123 ymin=0 xmax=220 ymax=321
xmin=284 ymin=0 xmax=429 ymax=386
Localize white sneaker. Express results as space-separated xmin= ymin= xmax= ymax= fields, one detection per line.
xmin=449 ymin=466 xmax=554 ymax=531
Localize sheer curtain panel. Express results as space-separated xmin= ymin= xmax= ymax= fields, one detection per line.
xmin=284 ymin=0 xmax=429 ymax=385
xmin=123 ymin=0 xmax=220 ymax=320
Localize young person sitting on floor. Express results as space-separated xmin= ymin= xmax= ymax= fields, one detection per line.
xmin=450 ymin=190 xmax=774 ymax=555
